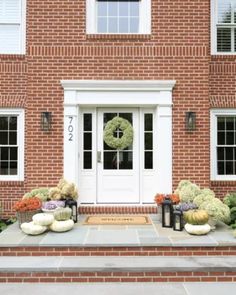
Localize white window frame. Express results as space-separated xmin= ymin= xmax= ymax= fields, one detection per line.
xmin=0 ymin=108 xmax=24 ymax=181
xmin=86 ymin=0 xmax=151 ymax=34
xmin=0 ymin=0 xmax=26 ymax=54
xmin=211 ymin=0 xmax=236 ymax=55
xmin=211 ymin=109 xmax=236 ymax=181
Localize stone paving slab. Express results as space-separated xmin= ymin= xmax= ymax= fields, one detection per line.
xmin=0 ymin=283 xmax=236 ymax=295
xmin=0 ymin=215 xmax=235 ymax=247
xmin=1 ymin=256 xmax=236 ymax=272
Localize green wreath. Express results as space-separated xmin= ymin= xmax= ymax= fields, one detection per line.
xmin=103 ymin=116 xmax=134 ymax=150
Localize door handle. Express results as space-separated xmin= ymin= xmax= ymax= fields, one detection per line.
xmin=97 ymin=151 xmax=102 ymax=163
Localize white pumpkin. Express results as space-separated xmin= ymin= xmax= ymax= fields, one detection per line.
xmin=21 ymin=222 xmax=47 ymax=235
xmin=49 ymin=219 xmax=74 ymax=232
xmin=184 ymin=223 xmax=211 ymax=235
xmin=32 ymin=213 xmax=54 ymax=226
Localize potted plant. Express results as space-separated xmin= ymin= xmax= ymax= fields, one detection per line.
xmin=13 ymin=197 xmax=42 ymax=227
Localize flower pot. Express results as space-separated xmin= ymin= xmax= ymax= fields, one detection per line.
xmin=16 ymin=209 xmax=42 ymax=227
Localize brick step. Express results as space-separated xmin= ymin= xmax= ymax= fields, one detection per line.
xmin=0 ymin=256 xmax=236 ymax=283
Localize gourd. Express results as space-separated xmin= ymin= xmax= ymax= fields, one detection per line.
xmin=49 ymin=219 xmax=74 ymax=232
xmin=32 ymin=213 xmax=54 ymax=226
xmin=21 ymin=222 xmax=47 ymax=235
xmin=184 ymin=209 xmax=209 ymax=225
xmin=184 ymin=223 xmax=211 ymax=235
xmin=53 ymin=208 xmax=72 ymax=221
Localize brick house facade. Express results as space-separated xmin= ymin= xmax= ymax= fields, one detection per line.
xmin=0 ymin=0 xmax=236 ymax=217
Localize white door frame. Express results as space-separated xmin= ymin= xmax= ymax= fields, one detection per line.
xmin=61 ymin=80 xmax=176 ymax=205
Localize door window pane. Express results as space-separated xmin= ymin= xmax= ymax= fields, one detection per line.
xmin=144 ymin=113 xmax=153 ymax=170
xmin=83 ymin=113 xmax=93 ymax=169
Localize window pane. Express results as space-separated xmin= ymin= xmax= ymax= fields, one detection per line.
xmin=217 ymin=131 xmax=225 ymax=145
xmin=145 ymin=114 xmax=153 ymax=131
xmin=104 ymin=113 xmax=117 ymax=124
xmin=83 ymin=133 xmax=92 ymax=150
xmin=119 ymin=17 xmax=129 ymax=33
xmin=0 ymin=161 xmax=8 ymax=175
xmin=226 ymin=147 xmax=234 ymax=160
xmin=217 ymin=161 xmax=225 ymax=175
xmin=0 ymin=25 xmax=20 ymax=54
xmin=145 ymin=133 xmax=153 ymax=150
xmin=226 ymin=117 xmax=234 ymax=130
xmin=226 ymin=161 xmax=234 ymax=174
xmin=217 ymin=147 xmax=224 ymax=160
xmin=145 ymin=151 xmax=153 ymax=169
xmin=83 ymin=152 xmax=92 ymax=169
xmin=226 ymin=132 xmax=234 ymax=145
xmin=119 ymin=113 xmax=132 ymax=123
xmin=10 ymin=147 xmax=17 ymax=161
xmin=9 ymin=132 xmax=17 ymax=145
xmin=104 ymin=151 xmax=117 ymax=169
xmin=0 ymin=117 xmax=8 ymax=130
xmin=1 ymin=147 xmax=9 ymax=161
xmin=0 ymin=132 xmax=8 ymax=145
xmin=9 ymin=161 xmax=17 ymax=175
xmin=217 ymin=0 xmax=232 ymax=23
xmin=130 ymin=2 xmax=139 ymax=17
xmin=108 ymin=1 xmax=118 ymax=16
xmin=9 ymin=116 xmax=17 ymax=130
xmin=217 ymin=28 xmax=231 ymax=52
xmin=119 ymin=2 xmax=128 ymax=17
xmin=108 ymin=17 xmax=118 ymax=33
xmin=84 ymin=114 xmax=92 ymax=131
xmin=119 ymin=151 xmax=133 ymax=169
xmin=130 ymin=17 xmax=139 ymax=33
xmin=97 ymin=2 xmax=107 ymax=17
xmin=98 ymin=17 xmax=107 ymax=33
xmin=217 ymin=117 xmax=225 ymax=130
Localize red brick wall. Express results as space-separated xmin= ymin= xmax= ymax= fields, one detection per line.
xmin=1 ymin=0 xmax=234 ymax=216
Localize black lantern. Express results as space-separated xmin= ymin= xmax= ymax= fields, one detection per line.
xmin=65 ymin=199 xmax=78 ymax=223
xmin=162 ymin=197 xmax=173 ymax=228
xmin=41 ymin=112 xmax=52 ymax=132
xmin=173 ymin=210 xmax=184 ymax=231
xmin=185 ymin=112 xmax=196 ymax=131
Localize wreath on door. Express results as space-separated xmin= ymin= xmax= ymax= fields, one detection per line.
xmin=103 ymin=116 xmax=134 ymax=150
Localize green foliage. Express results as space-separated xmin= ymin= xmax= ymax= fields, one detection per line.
xmin=23 ymin=188 xmax=49 ymax=201
xmin=223 ymin=192 xmax=236 ymax=227
xmin=174 ymin=180 xmax=201 ymax=203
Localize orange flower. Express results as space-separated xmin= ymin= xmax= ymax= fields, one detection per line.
xmin=154 ymin=193 xmax=180 ymax=205
xmin=13 ymin=197 xmax=42 ymax=212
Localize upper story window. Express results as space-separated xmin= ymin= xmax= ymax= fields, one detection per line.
xmin=211 ymin=109 xmax=236 ymax=181
xmin=86 ymin=0 xmax=151 ymax=34
xmin=211 ymin=0 xmax=236 ymax=54
xmin=0 ymin=0 xmax=26 ymax=54
xmin=0 ymin=109 xmax=24 ymax=181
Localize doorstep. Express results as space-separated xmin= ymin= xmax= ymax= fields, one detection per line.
xmin=0 ymin=214 xmax=235 ymax=248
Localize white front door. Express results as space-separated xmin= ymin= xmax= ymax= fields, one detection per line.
xmin=97 ymin=109 xmax=139 ymax=203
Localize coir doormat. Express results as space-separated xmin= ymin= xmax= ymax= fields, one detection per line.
xmin=84 ymin=215 xmax=152 ymax=225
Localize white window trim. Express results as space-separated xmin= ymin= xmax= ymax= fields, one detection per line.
xmin=211 ymin=108 xmax=236 ymax=181
xmin=0 ymin=108 xmax=24 ymax=181
xmin=0 ymin=0 xmax=26 ymax=54
xmin=86 ymin=0 xmax=151 ymax=34
xmin=211 ymin=0 xmax=236 ymax=55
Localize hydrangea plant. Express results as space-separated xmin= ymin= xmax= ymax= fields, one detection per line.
xmin=193 ymin=188 xmax=215 ymax=207
xmin=174 ymin=180 xmax=201 ymax=203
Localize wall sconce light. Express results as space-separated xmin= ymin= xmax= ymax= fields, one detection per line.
xmin=185 ymin=112 xmax=196 ymax=131
xmin=41 ymin=112 xmax=52 ymax=132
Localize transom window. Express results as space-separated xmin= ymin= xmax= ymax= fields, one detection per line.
xmin=86 ymin=0 xmax=151 ymax=34
xmin=0 ymin=109 xmax=24 ymax=181
xmin=211 ymin=110 xmax=236 ymax=180
xmin=0 ymin=0 xmax=26 ymax=54
xmin=212 ymin=0 xmax=236 ymax=54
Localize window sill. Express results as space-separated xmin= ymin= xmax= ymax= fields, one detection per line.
xmin=211 ymin=180 xmax=236 ymax=186
xmin=86 ymin=34 xmax=151 ymax=41
xmin=211 ymin=54 xmax=236 ymax=61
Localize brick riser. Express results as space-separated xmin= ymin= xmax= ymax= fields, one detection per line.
xmin=1 ymin=246 xmax=236 ymax=256
xmin=78 ymin=206 xmax=158 ymax=215
xmin=0 ymin=271 xmax=236 ymax=283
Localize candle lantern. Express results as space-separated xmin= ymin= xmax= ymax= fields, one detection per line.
xmin=161 ymin=197 xmax=173 ymax=228
xmin=65 ymin=199 xmax=78 ymax=223
xmin=173 ymin=210 xmax=184 ymax=231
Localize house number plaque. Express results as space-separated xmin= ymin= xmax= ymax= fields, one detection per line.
xmin=68 ymin=116 xmax=74 ymax=142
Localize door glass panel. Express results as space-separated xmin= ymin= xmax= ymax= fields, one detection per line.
xmin=83 ymin=113 xmax=92 ymax=169
xmin=144 ymin=113 xmax=153 ymax=169
xmin=103 ymin=112 xmax=133 ymax=170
